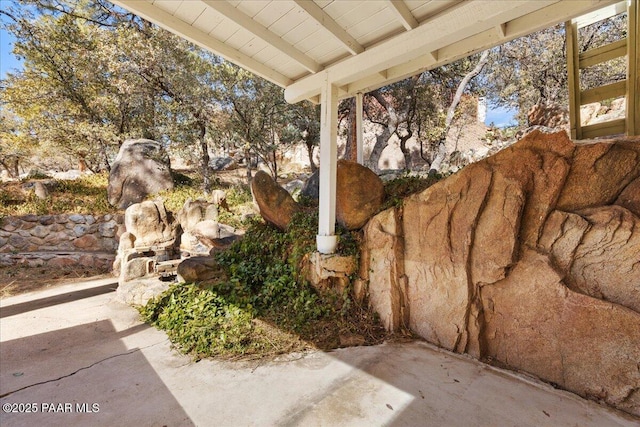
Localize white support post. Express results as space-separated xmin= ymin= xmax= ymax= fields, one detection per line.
xmin=356 ymin=92 xmax=364 ymax=165
xmin=317 ymin=75 xmax=338 ymax=254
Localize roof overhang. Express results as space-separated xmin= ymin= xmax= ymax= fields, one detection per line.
xmin=111 ymin=0 xmax=620 ymax=104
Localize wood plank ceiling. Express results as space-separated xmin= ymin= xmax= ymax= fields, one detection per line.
xmin=112 ymin=0 xmax=620 ymax=104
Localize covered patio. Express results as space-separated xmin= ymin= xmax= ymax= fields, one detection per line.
xmin=1 ymin=277 xmax=636 ymax=426
xmin=111 ymin=0 xmax=639 ymax=253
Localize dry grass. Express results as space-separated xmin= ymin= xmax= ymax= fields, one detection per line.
xmin=0 ymin=173 xmax=114 ymax=217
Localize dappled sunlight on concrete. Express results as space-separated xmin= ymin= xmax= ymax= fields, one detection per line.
xmin=0 ymin=278 xmax=637 ymax=426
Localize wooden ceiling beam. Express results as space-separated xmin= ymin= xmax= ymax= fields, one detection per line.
xmin=387 ymin=0 xmax=419 ymax=30
xmin=293 ymin=0 xmax=364 ymax=55
xmin=286 ymin=0 xmax=619 ymax=103
xmin=201 ymin=0 xmax=321 ymax=73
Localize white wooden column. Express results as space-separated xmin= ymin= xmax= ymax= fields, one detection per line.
xmin=356 ymin=92 xmax=364 ymax=164
xmin=317 ymin=75 xmax=338 ymax=254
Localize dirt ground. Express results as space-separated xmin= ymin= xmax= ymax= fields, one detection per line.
xmin=0 ymin=265 xmax=113 ymax=298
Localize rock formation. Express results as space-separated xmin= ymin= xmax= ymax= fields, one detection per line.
xmin=359 ymin=131 xmax=640 ymax=416
xmin=251 ymin=170 xmax=302 ymax=230
xmin=177 ymin=256 xmax=228 ymax=285
xmin=114 ymin=200 xmax=178 ymax=283
xmin=114 ymin=196 xmax=243 ymax=302
xmin=107 ymin=139 xmax=174 ymax=209
xmin=336 ymin=160 xmax=385 ymax=230
xmin=301 ymin=170 xmax=320 ymax=200
xmin=255 ymin=160 xmax=384 ymax=231
xmin=177 ymin=196 xmax=241 ymax=256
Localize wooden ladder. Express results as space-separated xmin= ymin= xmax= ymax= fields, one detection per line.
xmin=566 ymin=0 xmax=639 ymax=139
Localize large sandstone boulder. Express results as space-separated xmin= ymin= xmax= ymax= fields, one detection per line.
xmin=360 ymin=208 xmax=407 ymax=331
xmin=178 ymin=198 xmax=219 ymax=232
xmin=260 ymin=161 xmax=383 ymax=231
xmin=251 ymin=170 xmax=301 ymax=230
xmin=124 ymin=200 xmax=176 ymax=249
xmin=114 ymin=200 xmax=179 ymax=303
xmin=177 ymin=256 xmax=227 ymax=285
xmin=540 ymin=206 xmax=640 ymax=313
xmin=359 ymin=131 xmax=640 ymax=417
xmin=615 ymin=176 xmax=640 ymax=216
xmin=336 ymin=160 xmax=385 ymax=230
xmin=114 ymin=200 xmax=176 ymax=277
xmin=556 ymin=140 xmax=640 ymax=211
xmin=108 ymin=139 xmax=174 ymax=209
xmin=482 ymin=250 xmax=640 ymax=415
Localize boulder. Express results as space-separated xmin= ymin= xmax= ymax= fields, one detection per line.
xmin=113 ymin=200 xmax=177 ymax=284
xmin=481 ymin=250 xmax=640 ymax=416
xmin=556 ymin=140 xmax=640 ymax=212
xmin=177 ymin=256 xmax=227 ymax=284
xmin=33 ymin=182 xmax=49 ymax=199
xmin=178 ymin=199 xmax=219 ymax=233
xmin=360 ymin=208 xmax=407 ymax=331
xmin=336 ymin=160 xmax=384 ymax=230
xmin=298 ymin=161 xmax=385 ymax=230
xmin=580 ymin=102 xmax=601 ymax=125
xmin=124 ymin=200 xmax=176 ymax=249
xmin=300 ymin=170 xmax=320 ymax=200
xmin=209 ymin=157 xmax=237 ymax=171
xmin=284 ymin=179 xmax=305 ymax=196
xmin=177 ymin=196 xmax=239 ymax=255
xmin=121 ymin=257 xmax=153 ymax=282
xmin=359 ymin=131 xmax=640 ymax=416
xmin=540 ymin=206 xmax=640 ymax=313
xmin=251 ymin=170 xmax=301 ymax=230
xmin=615 ymin=176 xmax=640 ymax=217
xmin=181 ymin=222 xmax=241 ymax=256
xmin=210 ymin=190 xmax=229 ymax=211
xmin=107 ymin=139 xmax=174 ymax=209
xmin=21 ymin=179 xmax=57 ymax=196
xmin=302 ymin=251 xmax=357 ymax=294
xmin=402 ymin=162 xmax=492 ymax=352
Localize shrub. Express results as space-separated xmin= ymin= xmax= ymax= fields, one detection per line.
xmin=139 ymin=284 xmax=257 ymax=358
xmin=382 ymin=174 xmax=441 ymax=210
xmin=140 ymin=211 xmax=385 ymax=359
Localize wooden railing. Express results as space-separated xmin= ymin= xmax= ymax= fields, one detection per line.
xmin=566 ymin=0 xmax=639 ymax=139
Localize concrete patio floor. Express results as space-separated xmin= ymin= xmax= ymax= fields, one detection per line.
xmin=1 ymin=278 xmax=638 ymax=427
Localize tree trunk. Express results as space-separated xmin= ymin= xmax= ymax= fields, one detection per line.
xmin=367 ymin=127 xmax=391 ymax=173
xmin=0 ymin=157 xmax=20 ymax=178
xmin=270 ymin=150 xmax=278 ymax=180
xmin=244 ymin=148 xmax=253 ymax=184
xmin=428 ymin=140 xmax=447 ymax=177
xmin=99 ymin=142 xmax=111 ymax=172
xmin=428 ymin=50 xmax=490 ymax=175
xmin=343 ymin=98 xmax=358 ymax=162
xmin=399 ymin=130 xmax=413 ymax=170
xmin=198 ymin=123 xmax=211 ymax=194
xmin=305 ymin=139 xmax=317 ymax=172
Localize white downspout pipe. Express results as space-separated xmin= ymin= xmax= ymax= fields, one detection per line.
xmin=316 ymin=74 xmax=338 ymax=254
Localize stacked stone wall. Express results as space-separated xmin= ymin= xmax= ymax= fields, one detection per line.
xmin=0 ymin=214 xmax=124 ymax=269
